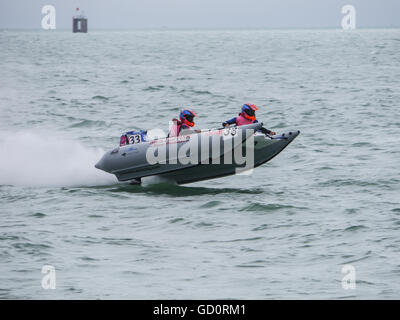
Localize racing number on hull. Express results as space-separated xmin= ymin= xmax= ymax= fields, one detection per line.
xmin=129 ymin=134 xmax=141 ymax=144
xmin=223 ymin=127 xmax=237 ymax=136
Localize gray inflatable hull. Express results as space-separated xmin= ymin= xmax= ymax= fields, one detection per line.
xmin=160 ymin=129 xmax=300 ymax=184
xmin=95 ymin=123 xmax=300 ymax=184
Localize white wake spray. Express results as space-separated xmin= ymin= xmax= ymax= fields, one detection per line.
xmin=0 ymin=131 xmax=117 ymax=187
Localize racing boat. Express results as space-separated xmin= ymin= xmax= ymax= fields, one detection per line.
xmin=95 ymin=123 xmax=300 ymax=184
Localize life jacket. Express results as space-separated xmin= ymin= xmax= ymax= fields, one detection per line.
xmin=120 ymin=134 xmax=128 ymax=146
xmin=236 ymin=113 xmax=255 ymax=126
xmin=169 ymin=118 xmax=182 ymax=137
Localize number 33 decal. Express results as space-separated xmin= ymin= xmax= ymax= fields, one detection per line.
xmin=129 ymin=134 xmax=141 ymax=144
xmin=224 ymin=127 xmax=237 ymax=136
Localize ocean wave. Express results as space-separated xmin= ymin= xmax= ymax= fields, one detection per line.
xmin=91 ymin=95 xmax=109 ymax=100
xmin=142 ymin=85 xmax=165 ymax=91
xmin=105 ymin=183 xmax=264 ymax=197
xmin=69 ymin=119 xmax=108 ymax=128
xmin=239 ymin=202 xmax=298 ymax=212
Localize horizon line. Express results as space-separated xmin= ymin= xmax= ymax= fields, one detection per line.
xmin=1 ymin=26 xmax=400 ymax=31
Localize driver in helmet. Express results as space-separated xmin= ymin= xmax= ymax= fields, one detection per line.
xmin=169 ymin=109 xmax=200 ymax=137
xmin=222 ymin=103 xmax=276 ymax=136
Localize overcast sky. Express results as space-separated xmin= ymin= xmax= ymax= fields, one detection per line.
xmin=0 ymin=0 xmax=399 ymax=29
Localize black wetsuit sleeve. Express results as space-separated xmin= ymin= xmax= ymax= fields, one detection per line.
xmin=222 ymin=117 xmax=237 ymax=126
xmin=259 ymin=127 xmax=272 ymax=135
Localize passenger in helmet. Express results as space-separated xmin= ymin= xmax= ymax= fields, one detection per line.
xmin=222 ymin=103 xmax=276 ymax=136
xmin=169 ymin=109 xmax=200 ymax=137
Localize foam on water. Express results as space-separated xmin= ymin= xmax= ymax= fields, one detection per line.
xmin=0 ymin=130 xmax=116 ymax=186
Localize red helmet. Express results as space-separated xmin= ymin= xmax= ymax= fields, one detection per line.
xmin=179 ymin=109 xmax=198 ymax=127
xmin=241 ymin=103 xmax=258 ymax=121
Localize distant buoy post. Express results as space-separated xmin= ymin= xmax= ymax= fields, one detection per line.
xmin=72 ymin=8 xmax=88 ymax=33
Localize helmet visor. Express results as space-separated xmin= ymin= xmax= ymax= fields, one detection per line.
xmin=244 ymin=108 xmax=255 ymax=117
xmin=185 ymin=115 xmax=194 ymax=123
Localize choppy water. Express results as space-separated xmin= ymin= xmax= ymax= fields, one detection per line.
xmin=0 ymin=29 xmax=399 ymax=299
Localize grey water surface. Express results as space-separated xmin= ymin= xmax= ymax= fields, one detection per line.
xmin=0 ymin=29 xmax=399 ymax=299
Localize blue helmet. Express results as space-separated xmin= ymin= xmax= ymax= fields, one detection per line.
xmin=241 ymin=103 xmax=258 ymax=121
xmin=179 ymin=109 xmax=198 ymax=127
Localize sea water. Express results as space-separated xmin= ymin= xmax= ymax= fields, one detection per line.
xmin=0 ymin=29 xmax=399 ymax=299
